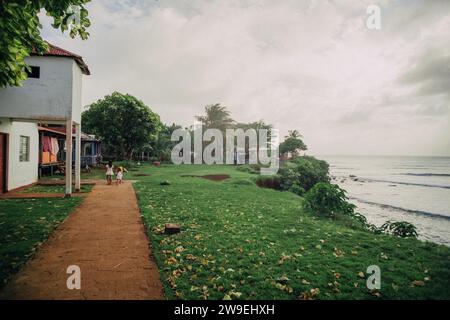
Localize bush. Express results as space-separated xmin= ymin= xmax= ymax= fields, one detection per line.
xmin=279 ymin=156 xmax=329 ymax=194
xmin=255 ymin=175 xmax=282 ymax=190
xmin=302 ymin=182 xmax=355 ymax=217
xmin=381 ymin=221 xmax=418 ymax=238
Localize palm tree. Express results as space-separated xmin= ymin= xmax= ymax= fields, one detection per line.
xmin=196 ymin=103 xmax=235 ymax=131
xmin=286 ymin=130 xmax=302 ymax=139
xmin=280 ymin=129 xmax=307 ymax=158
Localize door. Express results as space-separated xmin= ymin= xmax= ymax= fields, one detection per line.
xmin=0 ymin=133 xmax=7 ymax=193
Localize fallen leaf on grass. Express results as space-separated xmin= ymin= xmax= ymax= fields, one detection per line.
xmin=412 ymin=280 xmax=425 ymax=287
xmin=333 ymin=248 xmax=344 ymax=258
xmin=370 ymin=290 xmax=382 ymax=298
xmin=276 ymin=276 xmax=290 ymax=284
xmin=166 ymin=256 xmax=178 ymax=265
xmin=275 ymin=283 xmax=293 ymax=294
xmin=185 ymin=254 xmax=197 ymax=261
xmin=174 ymin=246 xmax=184 ymax=253
xmin=299 ymin=288 xmax=320 ymax=300
xmin=278 ymin=253 xmax=292 ymax=265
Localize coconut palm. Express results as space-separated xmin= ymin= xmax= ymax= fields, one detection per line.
xmin=196 ymin=103 xmax=235 ymax=131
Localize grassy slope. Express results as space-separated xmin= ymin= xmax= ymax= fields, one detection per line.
xmin=0 ymin=197 xmax=83 ymax=286
xmin=133 ymin=164 xmax=450 ymax=300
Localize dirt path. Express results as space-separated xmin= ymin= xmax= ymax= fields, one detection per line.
xmin=0 ymin=181 xmax=164 ymax=300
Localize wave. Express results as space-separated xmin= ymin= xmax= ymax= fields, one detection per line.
xmin=350 ymin=197 xmax=450 ymax=221
xmin=403 ymin=173 xmax=450 ymax=177
xmin=345 ymin=177 xmax=450 ymax=190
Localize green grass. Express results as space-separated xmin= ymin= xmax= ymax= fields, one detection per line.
xmin=18 ymin=184 xmax=93 ymax=194
xmin=0 ymin=197 xmax=83 ymax=287
xmin=133 ymin=164 xmax=450 ymax=300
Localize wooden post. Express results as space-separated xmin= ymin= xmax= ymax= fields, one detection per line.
xmin=65 ymin=119 xmax=73 ymax=196
xmin=75 ymin=123 xmax=81 ymax=192
xmin=165 ymin=223 xmax=181 ymax=235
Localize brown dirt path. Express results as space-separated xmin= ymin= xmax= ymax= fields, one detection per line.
xmin=0 ymin=181 xmax=164 ymax=300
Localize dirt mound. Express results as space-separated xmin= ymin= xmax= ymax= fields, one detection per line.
xmin=202 ymin=174 xmax=230 ymax=181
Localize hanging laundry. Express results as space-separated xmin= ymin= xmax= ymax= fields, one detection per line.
xmin=42 ymin=136 xmax=52 ymax=152
xmin=50 ymin=137 xmax=59 ymax=155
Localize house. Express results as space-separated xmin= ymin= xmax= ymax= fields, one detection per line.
xmin=38 ymin=126 xmax=101 ymax=177
xmin=0 ymin=43 xmax=90 ymax=194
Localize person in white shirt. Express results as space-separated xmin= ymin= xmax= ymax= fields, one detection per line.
xmin=116 ymin=167 xmax=124 ymax=185
xmin=106 ymin=160 xmax=114 ymax=185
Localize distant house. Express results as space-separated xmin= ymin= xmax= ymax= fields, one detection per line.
xmin=0 ymin=43 xmax=90 ymax=194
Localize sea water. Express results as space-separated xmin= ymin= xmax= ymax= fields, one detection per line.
xmin=317 ymin=156 xmax=450 ymax=246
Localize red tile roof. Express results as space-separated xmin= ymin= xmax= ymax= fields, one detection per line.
xmin=32 ymin=42 xmax=91 ymax=75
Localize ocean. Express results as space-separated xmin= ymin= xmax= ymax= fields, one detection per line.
xmin=316 ymin=156 xmax=450 ymax=246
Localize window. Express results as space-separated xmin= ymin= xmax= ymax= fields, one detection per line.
xmin=19 ymin=136 xmax=30 ymax=162
xmin=26 ymin=66 xmax=40 ymax=79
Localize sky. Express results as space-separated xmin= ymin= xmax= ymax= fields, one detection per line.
xmin=41 ymin=0 xmax=450 ymax=156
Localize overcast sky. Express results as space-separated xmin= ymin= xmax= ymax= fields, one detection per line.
xmin=41 ymin=0 xmax=450 ymax=156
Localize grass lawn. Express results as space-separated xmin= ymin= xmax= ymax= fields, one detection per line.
xmin=18 ymin=184 xmax=93 ymax=194
xmin=133 ymin=164 xmax=450 ymax=300
xmin=0 ymin=197 xmax=83 ymax=287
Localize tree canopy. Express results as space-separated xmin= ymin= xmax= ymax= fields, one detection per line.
xmin=0 ymin=0 xmax=91 ymax=87
xmin=195 ymin=103 xmax=235 ymax=130
xmin=280 ymin=130 xmax=308 ymax=157
xmin=81 ymin=92 xmax=162 ymax=160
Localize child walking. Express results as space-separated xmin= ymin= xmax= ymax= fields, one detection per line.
xmin=116 ymin=167 xmax=124 ymax=185
xmin=106 ymin=160 xmax=114 ymax=185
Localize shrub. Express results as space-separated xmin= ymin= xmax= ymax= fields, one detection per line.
xmin=302 ymin=182 xmax=355 ymax=217
xmin=255 ymin=175 xmax=282 ymax=190
xmin=287 ymin=183 xmax=305 ymax=196
xmin=279 ymin=156 xmax=329 ymax=194
xmin=381 ymin=221 xmax=418 ymax=238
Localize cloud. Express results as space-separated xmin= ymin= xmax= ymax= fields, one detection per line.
xmin=39 ymin=0 xmax=450 ymax=156
xmin=400 ymin=52 xmax=450 ymax=98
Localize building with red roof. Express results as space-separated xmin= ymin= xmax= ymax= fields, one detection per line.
xmin=0 ymin=42 xmax=91 ymax=194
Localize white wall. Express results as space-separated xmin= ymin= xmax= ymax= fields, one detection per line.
xmin=0 ymin=119 xmax=39 ymax=191
xmin=0 ymin=56 xmax=76 ymax=121
xmin=71 ymin=60 xmax=82 ymax=124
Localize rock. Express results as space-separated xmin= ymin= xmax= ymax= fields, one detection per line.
xmin=165 ymin=223 xmax=181 ymax=235
xmin=160 ymin=180 xmax=171 ymax=186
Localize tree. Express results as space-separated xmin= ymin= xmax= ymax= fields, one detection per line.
xmin=279 ymin=130 xmax=307 ymax=157
xmin=195 ymin=103 xmax=235 ymax=130
xmin=286 ymin=130 xmax=302 ymax=139
xmin=150 ymin=123 xmax=183 ymax=162
xmin=81 ymin=92 xmax=162 ymax=160
xmin=234 ymin=120 xmax=273 ymax=161
xmin=0 ymin=0 xmax=91 ymax=87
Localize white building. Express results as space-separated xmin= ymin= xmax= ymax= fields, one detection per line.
xmin=0 ymin=43 xmax=90 ymax=194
